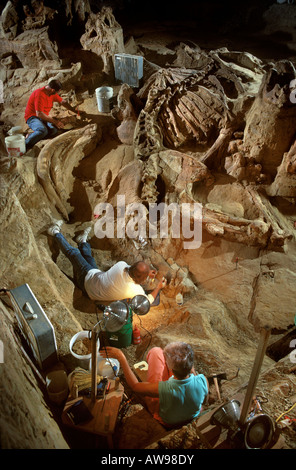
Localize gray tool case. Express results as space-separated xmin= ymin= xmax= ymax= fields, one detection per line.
xmin=9 ymin=283 xmax=58 ymax=370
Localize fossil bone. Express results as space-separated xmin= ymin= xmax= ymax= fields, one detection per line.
xmin=36 ymin=123 xmax=99 ymax=220
xmin=80 ymin=6 xmax=124 ymax=74
xmin=130 ymin=52 xmax=295 ymax=251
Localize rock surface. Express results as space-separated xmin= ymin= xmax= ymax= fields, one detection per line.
xmin=0 ymin=1 xmax=296 ymax=451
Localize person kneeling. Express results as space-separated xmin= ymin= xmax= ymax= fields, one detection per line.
xmin=100 ymin=342 xmax=208 ymax=427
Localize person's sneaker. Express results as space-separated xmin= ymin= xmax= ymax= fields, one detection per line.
xmin=48 ymin=219 xmax=64 ymax=236
xmin=76 ymin=226 xmax=92 ymax=243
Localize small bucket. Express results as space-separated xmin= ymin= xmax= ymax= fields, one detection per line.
xmin=95 ymin=86 xmax=113 ymax=113
xmin=69 ymin=330 xmax=99 ymax=370
xmin=5 ymin=134 xmax=26 ymax=157
xmin=46 ymin=370 xmax=69 ymax=405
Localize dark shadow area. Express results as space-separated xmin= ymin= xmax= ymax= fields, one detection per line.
xmin=266 ymin=328 xmax=296 ymax=361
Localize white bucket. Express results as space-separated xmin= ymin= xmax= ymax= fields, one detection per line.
xmin=5 ymin=134 xmax=26 ymax=157
xmin=46 ymin=370 xmax=69 ymax=405
xmin=69 ymin=330 xmax=99 ymax=370
xmin=8 ymin=126 xmax=23 ymax=136
xmin=95 ymin=86 xmax=113 ymax=113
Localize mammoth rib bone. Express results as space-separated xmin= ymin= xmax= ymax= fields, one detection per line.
xmin=37 ymin=123 xmax=98 ymax=219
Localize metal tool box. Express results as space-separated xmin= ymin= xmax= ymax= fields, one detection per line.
xmin=114 ymin=53 xmax=143 ymax=88
xmin=9 ymin=283 xmax=58 ymax=370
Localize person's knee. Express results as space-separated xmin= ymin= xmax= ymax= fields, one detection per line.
xmin=35 ymin=127 xmax=48 ymax=139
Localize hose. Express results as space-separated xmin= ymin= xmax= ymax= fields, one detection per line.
xmin=276 ymin=402 xmax=296 ymax=423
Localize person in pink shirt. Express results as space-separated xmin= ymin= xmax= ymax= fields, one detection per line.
xmin=24 ymin=79 xmax=79 ymax=150
xmin=101 ymin=342 xmax=209 ymax=427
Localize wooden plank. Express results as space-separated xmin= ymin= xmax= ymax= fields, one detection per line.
xmin=62 ymin=380 xmax=124 ymax=439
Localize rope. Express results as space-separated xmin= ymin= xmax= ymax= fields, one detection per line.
xmin=68 ymin=367 xmax=103 ymax=396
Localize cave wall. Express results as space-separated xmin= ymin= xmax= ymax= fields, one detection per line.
xmin=0 ymin=0 xmax=296 ymax=450
xmin=0 ymin=300 xmax=69 ymax=448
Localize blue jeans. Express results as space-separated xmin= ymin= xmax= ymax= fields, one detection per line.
xmin=54 ymin=233 xmax=98 ymax=293
xmin=26 ymin=116 xmax=58 ymax=149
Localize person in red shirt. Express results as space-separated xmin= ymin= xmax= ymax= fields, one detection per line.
xmin=25 ymin=79 xmax=79 ymax=150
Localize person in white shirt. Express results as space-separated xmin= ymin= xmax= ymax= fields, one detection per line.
xmin=47 ymin=219 xmax=167 ymax=303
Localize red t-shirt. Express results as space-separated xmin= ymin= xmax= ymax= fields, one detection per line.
xmin=24 ymin=87 xmax=63 ymax=121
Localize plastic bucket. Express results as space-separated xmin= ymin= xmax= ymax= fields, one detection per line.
xmin=8 ymin=126 xmax=23 ymax=135
xmin=105 ymin=307 xmax=133 ymax=348
xmin=95 ymin=86 xmax=113 ymax=113
xmin=46 ymin=370 xmax=69 ymax=405
xmin=5 ymin=134 xmax=26 ymax=157
xmin=69 ymin=330 xmax=99 ymax=370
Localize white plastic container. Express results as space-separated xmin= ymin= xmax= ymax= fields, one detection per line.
xmin=5 ymin=134 xmax=26 ymax=157
xmin=95 ymin=86 xmax=113 ymax=113
xmin=69 ymin=330 xmax=99 ymax=370
xmin=97 ymin=358 xmax=120 ymax=378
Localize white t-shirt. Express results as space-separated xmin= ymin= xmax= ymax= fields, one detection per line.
xmin=84 ymin=261 xmax=154 ymax=303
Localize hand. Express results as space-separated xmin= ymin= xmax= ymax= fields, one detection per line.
xmin=53 ymin=119 xmax=64 ymax=129
xmin=157 ymin=277 xmax=167 ymax=289
xmin=99 ymin=346 xmax=124 ymax=362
